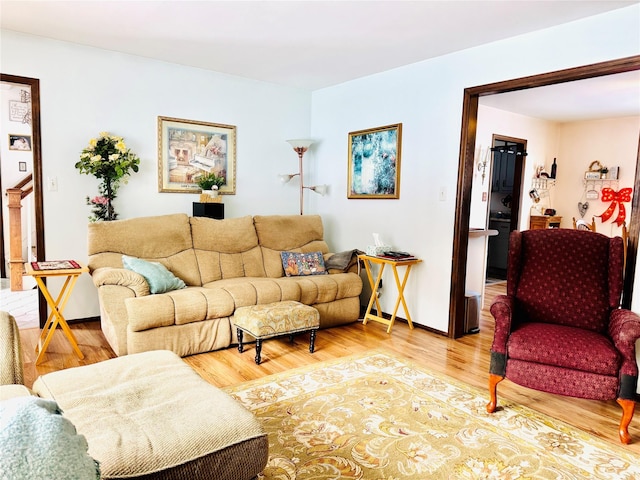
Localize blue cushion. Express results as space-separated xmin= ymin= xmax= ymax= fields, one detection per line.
xmin=281 ymin=251 xmax=328 ymax=277
xmin=122 ymin=255 xmax=186 ymax=294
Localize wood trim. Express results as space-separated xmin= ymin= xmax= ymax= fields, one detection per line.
xmin=450 ymin=55 xmax=640 ymax=338
xmin=622 ymin=130 xmax=640 ymax=308
xmin=449 ymin=89 xmax=478 ymax=338
xmin=1 ymin=73 xmax=46 ymax=326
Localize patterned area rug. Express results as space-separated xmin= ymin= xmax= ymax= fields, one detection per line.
xmin=224 ymin=351 xmax=639 ymax=479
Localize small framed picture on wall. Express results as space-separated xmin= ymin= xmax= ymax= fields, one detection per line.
xmin=8 ymin=134 xmax=32 ymax=151
xmin=18 ymin=161 xmax=27 ymax=172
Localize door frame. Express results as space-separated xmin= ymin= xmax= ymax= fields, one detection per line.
xmin=0 ymin=73 xmax=46 ymax=325
xmin=449 ymin=55 xmax=640 ymax=338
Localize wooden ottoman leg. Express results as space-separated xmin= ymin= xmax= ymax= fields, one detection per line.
xmin=309 ymin=329 xmax=317 ymax=353
xmin=255 ymin=339 xmax=263 ymax=365
xmin=237 ymin=328 xmax=244 ymax=353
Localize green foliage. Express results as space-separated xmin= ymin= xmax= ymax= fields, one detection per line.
xmin=75 ymin=132 xmax=140 ymax=221
xmin=196 ymin=171 xmax=225 ymax=190
xmin=75 ymin=132 xmax=140 ymax=188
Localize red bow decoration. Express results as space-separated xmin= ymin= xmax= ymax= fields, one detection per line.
xmin=598 ymin=187 xmax=633 ymax=226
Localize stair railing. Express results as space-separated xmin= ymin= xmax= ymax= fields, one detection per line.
xmin=6 ymin=174 xmax=33 ymax=291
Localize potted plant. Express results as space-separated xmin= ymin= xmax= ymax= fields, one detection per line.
xmin=75 ymin=132 xmax=140 ymax=222
xmin=196 ymin=172 xmax=225 ymax=196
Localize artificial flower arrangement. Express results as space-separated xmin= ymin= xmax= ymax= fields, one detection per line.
xmin=196 ymin=171 xmax=225 ymax=192
xmin=75 ymin=132 xmax=140 ymax=221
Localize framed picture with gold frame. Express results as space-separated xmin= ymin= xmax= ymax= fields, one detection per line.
xmin=158 ymin=116 xmax=236 ymax=194
xmin=347 ymin=123 xmax=402 ymax=199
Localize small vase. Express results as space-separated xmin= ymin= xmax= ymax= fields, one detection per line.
xmin=204 ymin=190 xmax=219 ymax=198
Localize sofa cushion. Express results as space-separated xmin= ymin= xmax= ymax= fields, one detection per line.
xmin=191 ymin=215 xmax=266 ymax=282
xmin=32 ymin=350 xmax=268 ymax=480
xmin=122 ymin=255 xmax=186 ymax=294
xmin=205 ymin=273 xmax=362 ymax=308
xmin=126 ymin=287 xmax=236 ymax=331
xmin=507 ymin=322 xmax=620 ymax=376
xmin=254 ymin=215 xmax=330 ymax=277
xmin=88 ymin=213 xmax=202 ymax=286
xmin=281 ymin=251 xmax=328 ymax=276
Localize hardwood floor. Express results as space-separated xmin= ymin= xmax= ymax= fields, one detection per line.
xmin=18 ymin=281 xmax=639 ymax=453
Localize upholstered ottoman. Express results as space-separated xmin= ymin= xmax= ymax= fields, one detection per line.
xmin=32 ymin=350 xmax=268 ymax=480
xmin=235 ymin=300 xmax=320 ymax=364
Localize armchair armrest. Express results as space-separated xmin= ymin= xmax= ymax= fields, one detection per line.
xmin=91 ymin=267 xmax=150 ymax=297
xmin=609 ymin=308 xmax=640 ymax=378
xmin=489 ymin=294 xmax=515 ymax=355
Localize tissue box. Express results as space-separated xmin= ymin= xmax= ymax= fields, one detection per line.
xmin=366 ymin=245 xmax=392 ymax=256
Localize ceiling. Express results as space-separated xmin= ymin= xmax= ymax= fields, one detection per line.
xmin=1 ymin=1 xmax=638 ymax=120
xmin=479 ymin=70 xmax=640 ymax=122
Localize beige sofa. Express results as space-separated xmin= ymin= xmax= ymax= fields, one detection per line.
xmin=88 ymin=213 xmax=363 ymax=357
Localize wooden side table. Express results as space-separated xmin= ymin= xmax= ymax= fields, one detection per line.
xmin=24 ymin=260 xmax=89 ymax=365
xmin=358 ymin=254 xmax=422 ymax=333
xmin=529 ymin=215 xmax=562 ymax=229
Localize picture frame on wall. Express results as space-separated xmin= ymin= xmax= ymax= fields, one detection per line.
xmin=347 ymin=123 xmax=402 ymax=199
xmin=157 ymin=116 xmax=236 ymax=194
xmin=8 ymin=134 xmax=32 ymax=151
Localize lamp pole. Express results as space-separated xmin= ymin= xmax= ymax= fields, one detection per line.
xmin=286 ymin=139 xmax=314 ymax=215
xmin=294 ymin=146 xmax=306 ymax=215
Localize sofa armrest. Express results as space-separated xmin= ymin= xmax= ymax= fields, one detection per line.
xmin=0 ymin=384 xmax=32 ymax=400
xmin=609 ymin=308 xmax=640 ymax=377
xmin=91 ymin=267 xmax=150 ymax=297
xmin=489 ymin=295 xmax=514 ymax=355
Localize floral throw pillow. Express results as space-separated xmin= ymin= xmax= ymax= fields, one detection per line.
xmin=281 ymin=251 xmax=328 ymax=277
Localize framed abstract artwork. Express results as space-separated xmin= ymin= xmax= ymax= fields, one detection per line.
xmin=347 ymin=123 xmax=402 ymax=199
xmin=158 ymin=116 xmax=236 ymax=194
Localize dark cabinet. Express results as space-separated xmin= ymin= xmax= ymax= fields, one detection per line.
xmin=492 ymin=152 xmax=515 ymax=193
xmin=192 ymin=202 xmax=224 ymax=219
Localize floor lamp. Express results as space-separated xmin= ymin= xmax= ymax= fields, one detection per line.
xmin=280 ymin=139 xmax=328 ymax=215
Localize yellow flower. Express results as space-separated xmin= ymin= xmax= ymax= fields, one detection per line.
xmin=109 ymin=153 xmax=120 ymax=161
xmin=91 ymin=155 xmax=102 ymax=162
xmin=99 ymin=131 xmax=110 ymax=138
xmin=115 ymin=140 xmax=127 ymax=153
xmin=89 ymin=138 xmax=98 ymax=148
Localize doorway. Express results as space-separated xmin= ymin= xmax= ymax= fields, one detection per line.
xmin=486 ymin=136 xmax=526 ymax=281
xmin=0 ymin=73 xmax=46 ymax=328
xmin=448 ymin=55 xmax=640 ymax=339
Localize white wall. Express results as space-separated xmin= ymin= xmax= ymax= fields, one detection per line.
xmin=311 ymin=5 xmax=640 ymax=333
xmin=471 ymin=105 xmax=560 ymax=230
xmin=555 ymin=116 xmax=639 ymax=237
xmin=1 ymin=30 xmax=312 ymax=320
xmin=1 ymin=5 xmax=639 ymax=326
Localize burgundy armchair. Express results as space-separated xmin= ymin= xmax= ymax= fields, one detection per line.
xmin=487 ymin=229 xmax=640 ymax=444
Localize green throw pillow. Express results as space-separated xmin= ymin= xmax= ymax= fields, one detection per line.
xmin=122 ymin=255 xmax=186 ymax=294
